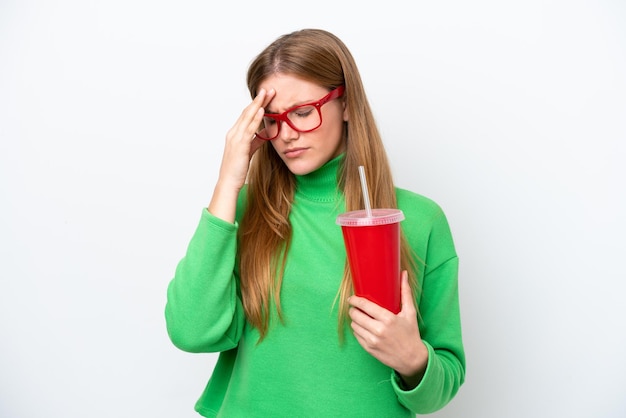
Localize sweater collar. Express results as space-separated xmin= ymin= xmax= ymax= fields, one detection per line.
xmin=294 ymin=154 xmax=343 ymax=202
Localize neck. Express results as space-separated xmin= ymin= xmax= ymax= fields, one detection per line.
xmin=294 ymin=154 xmax=344 ymax=202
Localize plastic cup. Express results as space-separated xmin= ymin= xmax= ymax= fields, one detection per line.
xmin=336 ymin=208 xmax=405 ymax=313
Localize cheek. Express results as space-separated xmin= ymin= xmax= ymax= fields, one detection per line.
xmin=321 ymin=108 xmax=344 ymax=133
xmin=321 ymin=123 xmax=346 ymax=156
xmin=323 ymin=117 xmax=345 ymax=143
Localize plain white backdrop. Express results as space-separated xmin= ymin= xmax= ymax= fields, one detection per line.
xmin=1 ymin=1 xmax=625 ymax=417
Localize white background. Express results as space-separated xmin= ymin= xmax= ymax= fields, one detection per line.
xmin=1 ymin=1 xmax=625 ymax=417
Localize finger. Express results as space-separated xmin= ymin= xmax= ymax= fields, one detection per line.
xmin=400 ymin=270 xmax=416 ymax=315
xmin=248 ymin=132 xmax=266 ymax=157
xmin=260 ymin=88 xmax=276 ymax=108
xmin=227 ymin=116 xmax=262 ymax=155
xmin=348 ymin=305 xmax=376 ymax=328
xmin=350 ymin=325 xmax=372 ymax=350
xmin=229 ymin=89 xmax=268 ymax=139
xmin=249 ymin=89 xmax=275 ymax=142
xmin=348 ymin=295 xmax=390 ymax=320
xmin=350 ymin=320 xmax=375 ymax=346
xmin=247 ymin=89 xmax=277 ymax=139
xmin=245 ymin=90 xmax=268 ymax=133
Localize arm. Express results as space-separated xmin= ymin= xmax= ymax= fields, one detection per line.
xmin=165 ymin=209 xmax=245 ymax=353
xmin=209 ymin=88 xmax=274 ymax=223
xmin=392 ymin=205 xmax=466 ymax=414
xmin=392 ymin=257 xmax=465 ymax=413
xmin=165 ymin=88 xmax=276 ymax=352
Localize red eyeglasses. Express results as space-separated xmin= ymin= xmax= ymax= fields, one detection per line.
xmin=256 ymin=86 xmax=345 ymax=141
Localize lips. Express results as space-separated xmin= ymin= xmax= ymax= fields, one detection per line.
xmin=284 ymin=147 xmax=308 ymax=158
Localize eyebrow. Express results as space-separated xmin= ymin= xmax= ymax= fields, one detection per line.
xmin=265 ymin=97 xmax=316 ymax=115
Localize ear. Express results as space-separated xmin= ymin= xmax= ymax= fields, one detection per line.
xmin=342 ymin=100 xmax=349 ymax=122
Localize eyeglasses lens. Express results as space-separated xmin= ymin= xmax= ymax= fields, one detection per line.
xmin=261 ymin=105 xmax=321 ymax=140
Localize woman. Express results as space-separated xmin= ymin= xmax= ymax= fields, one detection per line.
xmin=166 ymin=28 xmax=465 ymax=417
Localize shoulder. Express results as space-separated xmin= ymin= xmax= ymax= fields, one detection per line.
xmin=395 ymin=187 xmax=445 ymax=220
xmin=394 ymin=187 xmax=454 ymax=251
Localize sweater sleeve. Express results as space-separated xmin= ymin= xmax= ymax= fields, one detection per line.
xmin=392 ymin=195 xmax=466 ymax=413
xmin=165 ymin=209 xmax=245 ymax=353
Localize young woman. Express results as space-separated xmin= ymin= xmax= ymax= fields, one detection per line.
xmin=166 ymin=28 xmax=465 ymax=417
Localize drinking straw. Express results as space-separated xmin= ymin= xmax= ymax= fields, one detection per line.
xmin=358 ymin=165 xmax=373 ymax=217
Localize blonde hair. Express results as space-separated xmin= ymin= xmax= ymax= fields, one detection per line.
xmin=239 ymin=29 xmax=417 ymax=340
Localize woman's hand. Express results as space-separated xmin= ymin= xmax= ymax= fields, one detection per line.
xmin=348 ymin=270 xmax=429 ymax=389
xmin=208 ymin=88 xmax=275 ymax=222
xmin=219 ymin=88 xmax=275 ymax=191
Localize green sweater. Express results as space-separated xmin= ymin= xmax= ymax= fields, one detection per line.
xmin=165 ymin=156 xmax=465 ymax=417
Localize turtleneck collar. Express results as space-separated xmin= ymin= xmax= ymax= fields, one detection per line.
xmin=294 ymin=154 xmax=344 ymax=202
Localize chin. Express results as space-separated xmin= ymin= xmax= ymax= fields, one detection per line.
xmin=282 ymin=159 xmax=323 ymax=176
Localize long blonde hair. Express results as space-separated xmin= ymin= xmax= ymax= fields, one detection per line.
xmin=239 ymin=29 xmax=417 ymax=340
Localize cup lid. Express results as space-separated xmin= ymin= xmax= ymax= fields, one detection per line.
xmin=336 ymin=208 xmax=405 ymax=227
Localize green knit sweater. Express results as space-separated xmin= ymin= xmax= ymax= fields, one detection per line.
xmin=165 ymin=156 xmax=465 ymax=417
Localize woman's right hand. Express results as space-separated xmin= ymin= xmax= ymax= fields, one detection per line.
xmin=208 ymin=88 xmax=275 ymax=223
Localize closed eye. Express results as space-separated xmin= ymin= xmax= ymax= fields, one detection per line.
xmin=291 ymin=107 xmax=315 ymax=119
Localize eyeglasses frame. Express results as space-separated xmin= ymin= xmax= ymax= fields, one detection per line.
xmin=256 ymin=85 xmax=345 ymax=141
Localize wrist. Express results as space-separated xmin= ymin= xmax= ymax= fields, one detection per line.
xmin=396 ymin=369 xmax=425 ymax=390
xmin=208 ymin=181 xmax=241 ymax=224
xmin=396 ymin=342 xmax=429 ymax=390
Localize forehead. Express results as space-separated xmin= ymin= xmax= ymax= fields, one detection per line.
xmin=259 ymin=74 xmax=328 ymax=111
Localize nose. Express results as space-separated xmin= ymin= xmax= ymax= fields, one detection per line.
xmin=276 ymin=120 xmax=299 ymax=142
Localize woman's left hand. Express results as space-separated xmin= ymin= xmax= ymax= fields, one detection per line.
xmin=348 ymin=270 xmax=429 ymax=389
